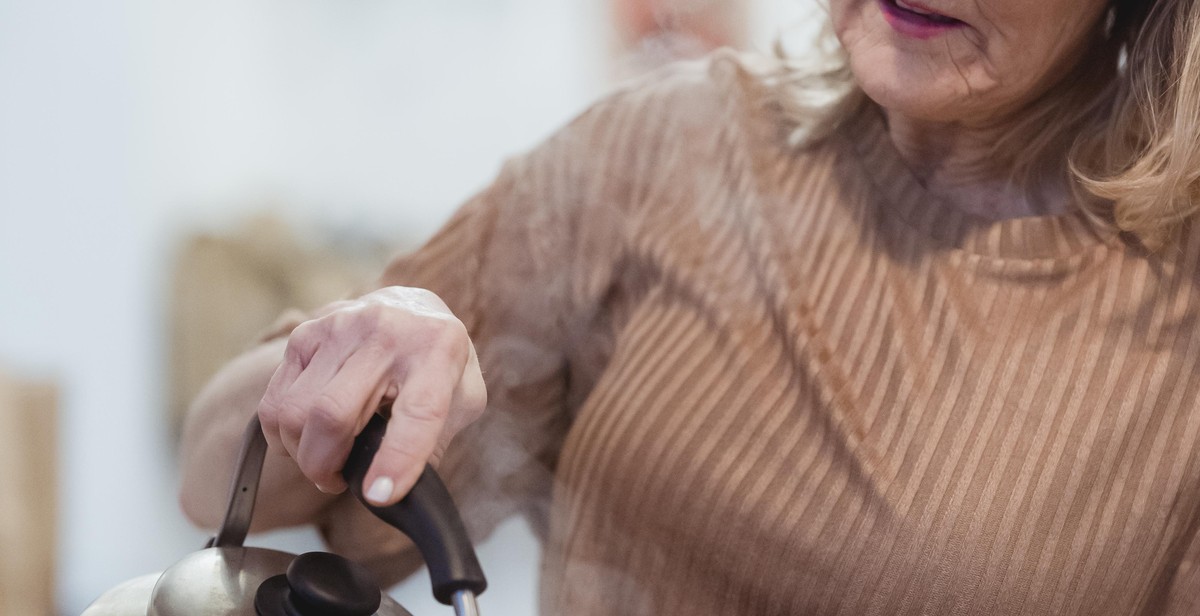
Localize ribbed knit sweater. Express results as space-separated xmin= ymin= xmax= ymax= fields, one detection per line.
xmin=313 ymin=51 xmax=1200 ymax=615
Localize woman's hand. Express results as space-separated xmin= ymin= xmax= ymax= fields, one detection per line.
xmin=258 ymin=286 xmax=487 ymax=506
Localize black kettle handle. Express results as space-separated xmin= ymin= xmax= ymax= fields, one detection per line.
xmin=341 ymin=412 xmax=488 ymax=606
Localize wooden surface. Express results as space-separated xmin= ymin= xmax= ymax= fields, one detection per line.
xmin=0 ymin=371 xmax=58 ymax=615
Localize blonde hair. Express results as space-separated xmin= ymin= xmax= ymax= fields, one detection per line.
xmin=758 ymin=0 xmax=1200 ymax=250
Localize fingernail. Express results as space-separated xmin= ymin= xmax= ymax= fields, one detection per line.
xmin=366 ymin=477 xmax=394 ymax=504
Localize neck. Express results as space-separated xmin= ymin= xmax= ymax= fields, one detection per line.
xmin=876 ymin=34 xmax=1123 ymax=222
xmin=882 ymin=111 xmax=1071 ymax=220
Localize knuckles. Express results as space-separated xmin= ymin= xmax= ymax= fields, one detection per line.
xmin=268 ymin=393 xmax=355 ymax=437
xmin=422 ymin=316 xmax=471 ymax=359
xmin=302 ymin=289 xmax=468 ymax=357
xmin=307 ymin=392 xmax=356 ymax=431
xmin=270 ymin=397 xmax=313 ymax=437
xmin=402 ymin=389 xmax=452 ymax=422
xmin=264 ymin=286 xmax=482 ymax=478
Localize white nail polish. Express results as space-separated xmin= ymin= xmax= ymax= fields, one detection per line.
xmin=366 ymin=477 xmax=394 ymax=504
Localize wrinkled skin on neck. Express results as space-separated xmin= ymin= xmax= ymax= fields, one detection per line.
xmin=830 ymin=0 xmax=1111 ymax=217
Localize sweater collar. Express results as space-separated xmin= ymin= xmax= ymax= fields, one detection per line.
xmin=840 ymin=103 xmax=1122 ymax=262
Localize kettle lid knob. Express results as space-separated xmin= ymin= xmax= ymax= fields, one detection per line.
xmin=255 ymin=552 xmax=382 ymax=616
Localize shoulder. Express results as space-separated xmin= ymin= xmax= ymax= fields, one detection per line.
xmin=487 ymin=49 xmax=855 ymax=252
xmin=563 ymin=48 xmax=789 ymax=152
xmin=508 ymin=50 xmax=800 ymax=206
xmin=601 ymin=49 xmax=767 ymax=119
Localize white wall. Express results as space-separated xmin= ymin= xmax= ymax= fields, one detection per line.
xmin=0 ymin=0 xmax=820 ymax=613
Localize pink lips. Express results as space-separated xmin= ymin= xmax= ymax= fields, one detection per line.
xmin=878 ymin=0 xmax=965 ymax=39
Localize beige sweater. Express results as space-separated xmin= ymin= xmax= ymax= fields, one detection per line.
xmin=309 ymin=51 xmax=1200 ymax=615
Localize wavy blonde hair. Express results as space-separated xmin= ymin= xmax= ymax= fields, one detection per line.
xmin=759 ymin=0 xmax=1200 ymax=250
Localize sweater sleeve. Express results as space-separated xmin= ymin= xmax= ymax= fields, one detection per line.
xmin=313 ymin=97 xmax=634 ymax=585
xmin=283 ymin=53 xmax=726 ymax=582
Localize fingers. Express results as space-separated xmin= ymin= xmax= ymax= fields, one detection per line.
xmin=258 ymin=344 xmax=305 ymax=455
xmin=363 ymin=339 xmax=466 ymax=506
xmin=255 ymin=287 xmax=485 ymax=505
xmin=261 ymin=337 xmax=342 ymax=458
xmin=446 ymin=342 xmax=487 ymax=436
xmin=296 ymin=345 xmax=401 ymax=490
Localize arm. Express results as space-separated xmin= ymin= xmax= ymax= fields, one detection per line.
xmin=178 ymin=336 xmax=333 ymax=531
xmin=177 ymin=75 xmax=640 ymax=552
xmin=178 ymin=287 xmax=487 ymax=532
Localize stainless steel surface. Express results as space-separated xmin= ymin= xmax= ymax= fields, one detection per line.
xmin=379 ymin=594 xmax=416 ymax=616
xmin=212 ymin=417 xmax=269 ymax=548
xmin=451 ymin=590 xmax=480 ymax=616
xmin=81 ymin=572 xmax=160 ymax=615
xmin=147 ymin=547 xmax=294 ymax=616
xmin=84 ymin=557 xmax=416 ymax=616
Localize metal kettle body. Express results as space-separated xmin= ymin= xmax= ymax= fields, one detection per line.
xmin=85 ymin=547 xmax=417 ymax=616
xmin=84 ymin=413 xmax=486 ymax=616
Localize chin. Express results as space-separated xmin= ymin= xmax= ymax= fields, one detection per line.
xmin=862 ymin=85 xmax=962 ymax=124
xmin=849 ymin=57 xmax=978 ymax=125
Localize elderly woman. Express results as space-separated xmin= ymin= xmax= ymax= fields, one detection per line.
xmin=180 ymin=0 xmax=1200 ymax=613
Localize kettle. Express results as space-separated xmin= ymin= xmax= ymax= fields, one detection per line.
xmin=84 ymin=412 xmax=488 ymax=616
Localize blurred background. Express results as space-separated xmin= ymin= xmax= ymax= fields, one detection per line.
xmin=0 ymin=0 xmax=820 ymax=613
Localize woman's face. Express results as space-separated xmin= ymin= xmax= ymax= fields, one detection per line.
xmin=829 ymin=0 xmax=1112 ymax=127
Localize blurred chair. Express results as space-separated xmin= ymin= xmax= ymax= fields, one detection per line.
xmin=167 ymin=214 xmax=395 ymax=443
